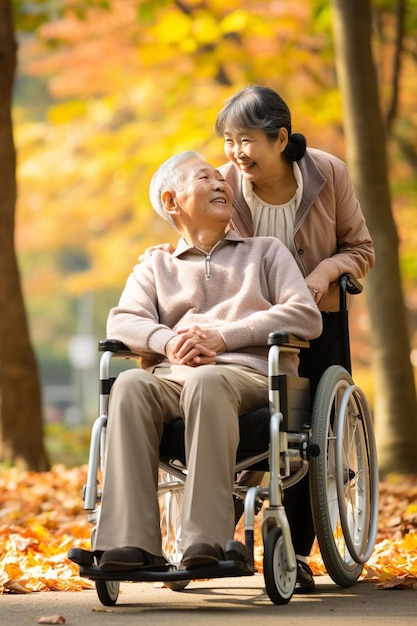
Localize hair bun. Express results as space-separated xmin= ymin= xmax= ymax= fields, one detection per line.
xmin=285 ymin=132 xmax=307 ymax=161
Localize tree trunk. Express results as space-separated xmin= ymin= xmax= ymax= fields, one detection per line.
xmin=331 ymin=0 xmax=417 ymax=474
xmin=0 ymin=0 xmax=49 ymax=470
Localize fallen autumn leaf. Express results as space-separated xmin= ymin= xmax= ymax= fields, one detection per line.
xmin=37 ymin=615 xmax=66 ymax=624
xmin=0 ymin=466 xmax=416 ymax=592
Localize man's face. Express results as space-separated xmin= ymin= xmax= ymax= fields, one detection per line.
xmin=170 ymin=157 xmax=233 ymax=227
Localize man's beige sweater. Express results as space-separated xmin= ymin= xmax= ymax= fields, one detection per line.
xmin=107 ymin=231 xmax=322 ymax=376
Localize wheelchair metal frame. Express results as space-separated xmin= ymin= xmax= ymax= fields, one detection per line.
xmin=71 ymin=274 xmax=379 ymax=606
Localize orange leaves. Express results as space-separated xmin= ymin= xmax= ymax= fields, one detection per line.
xmin=0 ymin=534 xmax=91 ymax=593
xmin=363 ymin=535 xmax=417 ymax=587
xmin=235 ymin=474 xmax=417 ymax=585
xmin=1 ymin=467 xmax=417 ymax=593
xmin=363 ymin=479 xmax=417 ymax=588
xmin=0 ymin=466 xmax=93 ymax=594
xmin=376 ymin=475 xmax=417 ymax=541
xmin=14 ymin=0 xmax=347 ymax=303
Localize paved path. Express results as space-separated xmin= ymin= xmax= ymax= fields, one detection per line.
xmin=2 ymin=575 xmax=417 ymax=626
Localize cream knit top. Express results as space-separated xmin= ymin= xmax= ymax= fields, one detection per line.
xmin=242 ymin=162 xmax=304 ymax=257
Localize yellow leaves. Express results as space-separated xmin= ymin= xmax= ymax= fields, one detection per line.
xmin=0 ymin=465 xmax=93 ymax=594
xmin=311 ymin=475 xmax=417 ymax=586
xmin=220 ymin=10 xmax=249 ymax=34
xmin=192 ymin=12 xmax=222 ymax=46
xmin=17 ymin=0 xmax=355 ymax=302
xmin=0 ymin=524 xmax=93 ymax=593
xmin=151 ymin=10 xmax=192 ymax=47
xmin=238 ymin=475 xmax=417 ymax=585
xmin=364 ymin=534 xmax=417 ymax=584
xmin=1 ymin=466 xmax=417 ymax=593
xmin=47 ymin=100 xmax=88 ymax=124
xmin=150 ymin=7 xmax=222 ymax=52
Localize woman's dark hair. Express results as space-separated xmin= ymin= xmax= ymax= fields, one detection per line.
xmin=215 ymin=85 xmax=306 ymax=162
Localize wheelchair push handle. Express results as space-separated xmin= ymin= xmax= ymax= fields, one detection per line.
xmin=339 ymin=274 xmax=363 ymax=311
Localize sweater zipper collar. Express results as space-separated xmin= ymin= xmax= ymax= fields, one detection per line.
xmin=194 ymin=239 xmax=223 ymax=280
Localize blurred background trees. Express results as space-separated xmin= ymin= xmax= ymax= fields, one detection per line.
xmin=331 ymin=0 xmax=417 ymax=472
xmin=2 ymin=0 xmax=416 ymax=471
xmin=0 ymin=0 xmax=49 ymax=470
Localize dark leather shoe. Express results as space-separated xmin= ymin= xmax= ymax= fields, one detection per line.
xmin=99 ymin=546 xmax=167 ymax=572
xmin=225 ymin=540 xmax=249 ymax=563
xmin=294 ymin=559 xmax=316 ymax=593
xmin=181 ymin=543 xmax=225 ymax=569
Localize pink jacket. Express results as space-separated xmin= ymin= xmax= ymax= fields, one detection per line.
xmin=220 ymin=148 xmax=375 ymax=311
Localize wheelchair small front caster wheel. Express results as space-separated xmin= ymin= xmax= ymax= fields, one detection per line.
xmin=95 ymin=579 xmax=120 ymax=606
xmin=165 ymin=580 xmax=190 ymax=591
xmin=263 ymin=527 xmax=296 ymax=605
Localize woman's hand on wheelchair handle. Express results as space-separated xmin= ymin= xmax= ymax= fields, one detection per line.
xmin=305 ymin=268 xmax=330 ymax=305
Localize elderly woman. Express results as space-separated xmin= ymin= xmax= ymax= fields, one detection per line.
xmin=215 ymin=84 xmax=375 ymax=592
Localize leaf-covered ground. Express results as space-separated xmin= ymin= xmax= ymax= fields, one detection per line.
xmin=0 ymin=466 xmax=416 ymax=593
xmin=308 ymin=475 xmax=417 ymax=589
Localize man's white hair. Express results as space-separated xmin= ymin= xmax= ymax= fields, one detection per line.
xmin=149 ymin=150 xmax=201 ymax=230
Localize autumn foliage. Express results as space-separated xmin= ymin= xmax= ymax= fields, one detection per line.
xmin=0 ymin=466 xmax=92 ymax=593
xmin=1 ymin=0 xmax=416 ymax=592
xmin=0 ymin=465 xmax=416 ymax=594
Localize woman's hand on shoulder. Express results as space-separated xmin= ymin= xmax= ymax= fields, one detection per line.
xmin=138 ymin=243 xmax=175 ymax=262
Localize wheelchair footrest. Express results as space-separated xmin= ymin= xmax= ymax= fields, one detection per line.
xmin=75 ymin=560 xmax=254 ymax=582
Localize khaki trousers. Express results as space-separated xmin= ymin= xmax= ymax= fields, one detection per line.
xmin=94 ymin=363 xmax=268 ymax=556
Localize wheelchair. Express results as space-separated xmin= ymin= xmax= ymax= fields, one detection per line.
xmin=69 ymin=274 xmax=379 ymax=606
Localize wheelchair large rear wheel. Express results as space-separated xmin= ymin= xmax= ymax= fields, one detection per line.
xmin=309 ymin=365 xmax=378 ymax=587
xmin=159 ymin=470 xmax=189 ymax=591
xmin=263 ymin=527 xmax=296 ymax=605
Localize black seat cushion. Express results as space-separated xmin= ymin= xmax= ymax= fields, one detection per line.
xmin=159 ymin=407 xmax=271 ymax=469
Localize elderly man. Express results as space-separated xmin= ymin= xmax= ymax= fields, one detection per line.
xmin=94 ymin=151 xmax=322 ymax=572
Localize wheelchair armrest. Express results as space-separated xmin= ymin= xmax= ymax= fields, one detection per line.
xmin=98 ymin=339 xmax=136 ymax=357
xmin=268 ymin=332 xmax=310 ymax=350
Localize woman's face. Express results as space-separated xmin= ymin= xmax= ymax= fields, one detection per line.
xmin=223 ymin=127 xmax=288 ymax=186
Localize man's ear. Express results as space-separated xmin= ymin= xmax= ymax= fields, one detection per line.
xmin=162 ymin=190 xmax=180 ymax=215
